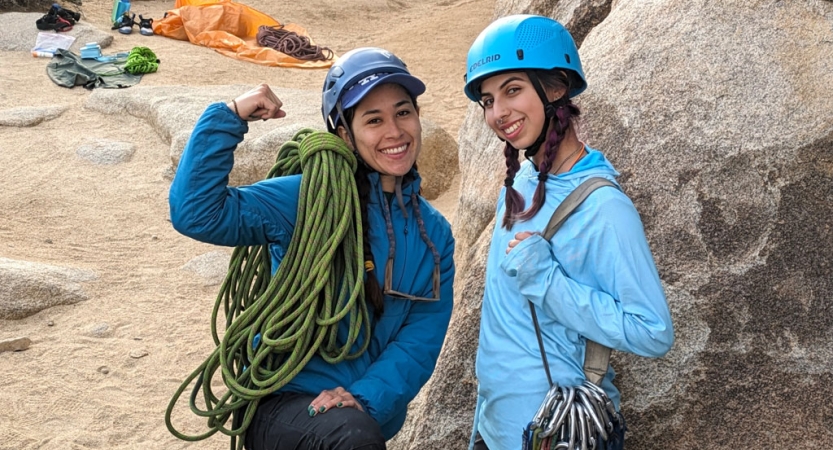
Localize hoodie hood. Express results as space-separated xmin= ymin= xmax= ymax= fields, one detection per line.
xmin=517 ymin=146 xmax=619 ymax=184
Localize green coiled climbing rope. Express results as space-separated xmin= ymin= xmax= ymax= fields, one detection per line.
xmin=165 ymin=129 xmax=371 ymax=450
xmin=124 ymin=46 xmax=159 ymax=74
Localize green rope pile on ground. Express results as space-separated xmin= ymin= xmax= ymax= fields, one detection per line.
xmin=124 ymin=46 xmax=159 ymax=74
xmin=165 ymin=129 xmax=370 ymax=450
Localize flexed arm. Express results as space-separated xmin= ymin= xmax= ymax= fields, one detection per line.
xmin=169 ymin=84 xmax=298 ymax=247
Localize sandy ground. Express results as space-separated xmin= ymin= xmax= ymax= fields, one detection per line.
xmin=0 ymin=0 xmax=492 ymax=448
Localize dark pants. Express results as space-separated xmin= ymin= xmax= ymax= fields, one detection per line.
xmin=245 ymin=392 xmax=386 ymax=450
xmin=473 ymin=416 xmax=626 ymax=450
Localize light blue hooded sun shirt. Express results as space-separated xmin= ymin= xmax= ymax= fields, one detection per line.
xmin=470 ymin=146 xmax=674 ymax=450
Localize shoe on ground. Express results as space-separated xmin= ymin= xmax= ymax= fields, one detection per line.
xmin=138 ymin=15 xmax=154 ymax=36
xmin=112 ymin=12 xmax=136 ymax=34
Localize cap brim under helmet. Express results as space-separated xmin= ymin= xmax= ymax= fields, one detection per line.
xmin=339 ymin=73 xmax=426 ymax=117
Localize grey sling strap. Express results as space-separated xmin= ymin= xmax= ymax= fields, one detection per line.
xmin=529 ymin=176 xmax=618 ymax=387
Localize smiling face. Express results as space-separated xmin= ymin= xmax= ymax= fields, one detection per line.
xmin=479 ymin=71 xmax=563 ymax=150
xmin=338 ymin=83 xmax=422 ymax=190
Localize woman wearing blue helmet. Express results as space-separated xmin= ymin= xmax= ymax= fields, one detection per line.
xmin=169 ymin=47 xmax=455 ymax=449
xmin=464 ymin=15 xmax=674 ymax=450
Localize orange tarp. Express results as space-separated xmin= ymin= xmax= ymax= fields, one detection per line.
xmin=152 ymin=0 xmax=335 ymax=69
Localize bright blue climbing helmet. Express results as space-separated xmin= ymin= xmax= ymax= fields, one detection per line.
xmin=464 ymin=14 xmax=586 ymax=102
xmin=321 ymin=47 xmax=425 ymax=132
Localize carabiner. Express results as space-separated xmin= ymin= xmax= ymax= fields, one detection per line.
xmin=534 ymin=384 xmax=562 ymax=427
xmin=575 ymin=386 xmax=607 ymax=441
xmin=578 ymin=403 xmax=593 ymax=450
xmin=567 ymin=404 xmax=578 ymax=450
xmin=543 ymin=386 xmax=574 ymax=438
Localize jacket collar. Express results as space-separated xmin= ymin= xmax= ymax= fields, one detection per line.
xmin=366 ymin=168 xmax=422 ymax=205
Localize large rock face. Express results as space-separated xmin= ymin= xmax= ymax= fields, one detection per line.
xmin=394 ymin=1 xmax=833 ymax=449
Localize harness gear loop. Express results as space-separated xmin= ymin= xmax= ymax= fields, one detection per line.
xmin=165 ymin=129 xmax=369 ymax=450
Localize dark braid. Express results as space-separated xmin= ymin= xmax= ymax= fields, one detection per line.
xmin=499 ymin=69 xmax=581 ymax=229
xmin=355 ymin=163 xmax=385 ymax=314
xmin=501 ymin=143 xmax=524 ymax=229
xmin=516 ymin=101 xmax=579 ymax=222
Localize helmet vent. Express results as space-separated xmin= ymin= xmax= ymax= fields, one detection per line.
xmin=516 ymin=22 xmax=557 ymax=52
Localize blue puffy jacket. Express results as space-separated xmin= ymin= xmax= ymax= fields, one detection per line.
xmin=169 ymin=103 xmax=455 ymax=440
xmin=471 ymin=147 xmax=674 ymax=450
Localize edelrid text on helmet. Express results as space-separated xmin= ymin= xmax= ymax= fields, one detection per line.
xmin=469 ymin=53 xmax=501 ymax=74
xmin=463 ymin=14 xmax=587 ymax=102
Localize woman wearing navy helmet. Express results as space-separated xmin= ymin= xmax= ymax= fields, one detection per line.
xmin=464 ymin=15 xmax=674 ymax=450
xmin=169 ymin=47 xmax=455 ymax=449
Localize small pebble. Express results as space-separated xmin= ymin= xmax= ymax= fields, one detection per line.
xmin=98 ymin=366 xmax=110 ymax=375
xmin=89 ymin=323 xmax=111 ymax=337
xmin=44 ymin=239 xmax=53 ymax=244
xmin=129 ymin=349 xmax=149 ymax=359
xmin=151 ymin=235 xmax=158 ymax=241
xmin=47 ymin=320 xmax=55 ymax=327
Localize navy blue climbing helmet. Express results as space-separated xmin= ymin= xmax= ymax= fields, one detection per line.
xmin=464 ymin=15 xmax=587 ymax=102
xmin=322 ymin=47 xmax=426 ymax=132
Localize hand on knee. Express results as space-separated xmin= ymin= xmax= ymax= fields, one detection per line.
xmin=309 ymin=386 xmax=364 ymax=416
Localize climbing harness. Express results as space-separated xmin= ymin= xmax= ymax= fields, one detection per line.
xmin=256 ymin=25 xmax=334 ymax=61
xmin=165 ymin=129 xmax=370 ymax=450
xmin=524 ymin=177 xmax=624 ymax=450
xmin=124 ymin=47 xmax=159 ymax=74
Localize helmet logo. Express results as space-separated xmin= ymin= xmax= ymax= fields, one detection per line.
xmin=469 ymin=53 xmax=501 ymax=73
xmin=356 ymin=73 xmax=381 ymax=86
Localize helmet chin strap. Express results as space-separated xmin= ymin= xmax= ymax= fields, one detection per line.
xmin=335 ymin=102 xmax=360 ymax=153
xmin=336 ymin=101 xmax=380 ymax=175
xmin=524 ymin=71 xmax=566 ymax=164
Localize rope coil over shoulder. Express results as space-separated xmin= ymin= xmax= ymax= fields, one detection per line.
xmin=165 ymin=129 xmax=370 ymax=450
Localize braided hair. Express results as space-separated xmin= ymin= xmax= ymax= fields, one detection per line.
xmin=354 ymin=162 xmax=386 ymax=314
xmin=501 ymin=70 xmax=581 ymax=230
